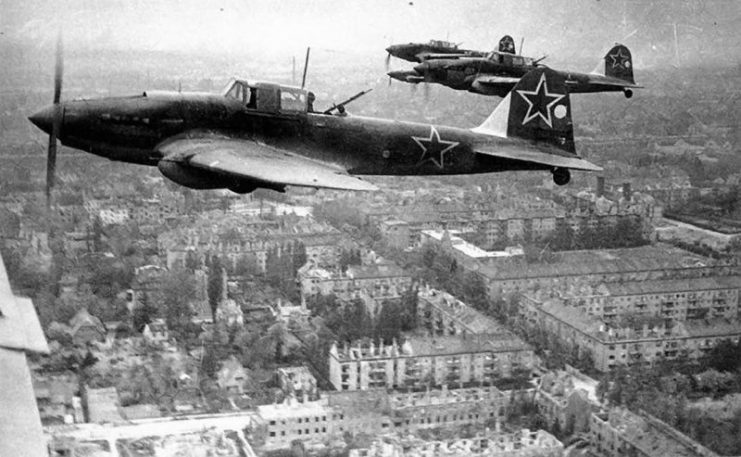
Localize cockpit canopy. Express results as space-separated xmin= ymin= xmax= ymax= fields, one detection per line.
xmin=428 ymin=39 xmax=458 ymax=50
xmin=222 ymin=79 xmax=308 ymax=114
xmin=485 ymin=52 xmax=534 ymax=67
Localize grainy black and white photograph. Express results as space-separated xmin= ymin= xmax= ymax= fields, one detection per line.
xmin=1 ymin=0 xmax=740 ymax=455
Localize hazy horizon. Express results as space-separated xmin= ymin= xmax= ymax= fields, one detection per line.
xmin=1 ymin=0 xmax=739 ymax=70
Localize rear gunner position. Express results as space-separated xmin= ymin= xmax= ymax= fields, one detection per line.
xmin=30 ymin=66 xmax=601 ymax=195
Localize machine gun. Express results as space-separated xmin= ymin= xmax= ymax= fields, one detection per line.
xmin=323 ymin=89 xmax=373 ymax=115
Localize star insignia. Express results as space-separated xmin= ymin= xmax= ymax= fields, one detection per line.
xmin=609 ymin=48 xmax=629 ymax=69
xmin=412 ymin=126 xmax=459 ymax=169
xmin=515 ymin=73 xmax=565 ymax=128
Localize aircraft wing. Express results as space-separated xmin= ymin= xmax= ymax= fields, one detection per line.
xmin=158 ymin=137 xmax=379 ymax=192
xmin=475 ymin=144 xmax=603 ymax=171
xmin=474 ymin=75 xmax=522 ymax=86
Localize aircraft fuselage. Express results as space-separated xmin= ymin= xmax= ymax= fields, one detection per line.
xmin=34 ymin=92 xmax=553 ymax=179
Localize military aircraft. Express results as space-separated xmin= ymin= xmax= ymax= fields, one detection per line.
xmin=385 ymin=35 xmax=516 ymax=66
xmin=29 ymin=42 xmax=602 ymax=197
xmin=388 ymin=44 xmax=641 ymax=99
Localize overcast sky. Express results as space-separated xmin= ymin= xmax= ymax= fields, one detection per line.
xmin=2 ymin=0 xmax=739 ymax=68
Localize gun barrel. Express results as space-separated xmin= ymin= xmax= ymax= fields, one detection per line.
xmin=323 ymin=89 xmax=373 ymax=115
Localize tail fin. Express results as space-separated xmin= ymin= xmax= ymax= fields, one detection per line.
xmin=599 ymin=44 xmax=635 ymax=84
xmin=472 ymin=67 xmax=575 ymax=155
xmin=498 ymin=35 xmax=516 ymax=54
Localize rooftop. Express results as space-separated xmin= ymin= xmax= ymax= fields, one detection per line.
xmin=602 ymin=408 xmax=718 ymax=457
xmin=605 ymin=276 xmax=741 ymax=296
xmin=479 ymin=245 xmax=714 ymax=280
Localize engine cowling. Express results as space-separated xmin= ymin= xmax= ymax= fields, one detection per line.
xmin=157 ymin=159 xmax=286 ymax=194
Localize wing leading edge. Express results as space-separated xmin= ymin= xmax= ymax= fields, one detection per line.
xmin=158 ymin=137 xmax=378 ymax=192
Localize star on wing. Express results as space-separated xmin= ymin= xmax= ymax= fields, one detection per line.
xmin=515 ymin=73 xmax=565 ymax=128
xmin=609 ymin=48 xmax=629 ymax=68
xmin=412 ymin=126 xmax=459 ymax=169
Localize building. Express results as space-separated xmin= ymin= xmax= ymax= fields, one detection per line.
xmin=142 ymin=318 xmax=169 ymax=343
xmin=255 ymin=385 xmax=521 ymax=451
xmin=589 ymin=407 xmax=718 ymax=457
xmin=536 ymin=369 xmax=597 ymax=434
xmin=217 ymin=356 xmax=249 ymax=395
xmin=328 ymin=335 xmax=535 ymax=391
xmin=86 ymin=386 xmax=123 ymax=423
xmin=418 ymin=287 xmax=508 ymax=336
xmin=420 ymin=229 xmax=524 ymax=269
xmin=379 ymin=219 xmax=413 ymax=249
xmin=479 ymin=245 xmax=738 ymax=300
xmin=299 ymin=261 xmax=413 ymax=302
xmin=33 ymin=374 xmax=83 ymax=425
xmin=385 ymin=385 xmax=511 ymax=433
xmin=277 ymin=366 xmax=317 ymax=397
xmin=69 ymin=308 xmax=106 ymax=346
xmin=521 ymin=295 xmax=741 ymax=372
xmin=256 ymin=396 xmax=333 ymax=449
xmin=159 ymin=213 xmax=344 ymax=272
xmin=350 ymin=429 xmax=563 ymax=457
xmin=584 ymin=276 xmax=741 ymax=323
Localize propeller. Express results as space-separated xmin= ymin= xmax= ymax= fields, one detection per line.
xmin=46 ymin=31 xmax=64 ymax=206
xmin=385 ymin=52 xmax=391 ymax=71
xmin=301 ymin=47 xmax=310 ymax=89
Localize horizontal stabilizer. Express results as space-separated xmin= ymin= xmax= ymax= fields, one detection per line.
xmin=475 ymin=144 xmax=603 ymax=171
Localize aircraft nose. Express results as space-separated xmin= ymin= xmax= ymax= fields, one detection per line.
xmin=387 ymin=71 xmax=408 ymax=81
xmin=28 ymin=105 xmax=55 ymax=134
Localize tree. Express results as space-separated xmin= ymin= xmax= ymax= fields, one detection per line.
xmin=207 ymin=256 xmax=225 ymax=323
xmin=132 ymin=295 xmax=158 ymax=333
xmin=375 ymin=300 xmax=403 ymax=344
xmin=399 ymin=287 xmax=419 ymax=331
xmin=707 ymin=339 xmax=741 ymax=372
xmin=185 ymin=250 xmax=200 ymax=271
xmin=161 ymin=268 xmax=197 ymax=333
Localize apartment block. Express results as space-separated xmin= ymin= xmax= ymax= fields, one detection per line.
xmin=328 ymin=336 xmax=535 ymax=391
xmin=521 ymin=295 xmax=741 ymax=372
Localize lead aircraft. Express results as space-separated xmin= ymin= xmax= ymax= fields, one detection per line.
xmin=29 ymin=51 xmax=601 ymax=197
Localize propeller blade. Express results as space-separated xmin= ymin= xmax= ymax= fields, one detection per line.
xmin=423 ymin=82 xmax=430 ymax=102
xmin=53 ymin=31 xmax=63 ymax=104
xmin=385 ymin=52 xmax=391 ymax=71
xmin=46 ymin=31 xmax=63 ymax=205
xmin=301 ymin=47 xmax=310 ymax=89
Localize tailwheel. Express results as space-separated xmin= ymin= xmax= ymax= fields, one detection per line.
xmin=552 ymin=168 xmax=571 ymax=186
xmin=624 ymin=89 xmax=633 ymax=99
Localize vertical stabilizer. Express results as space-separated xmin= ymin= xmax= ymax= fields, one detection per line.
xmin=473 ymin=67 xmax=575 ymax=155
xmin=499 ymin=35 xmax=516 ymax=54
xmin=601 ymin=44 xmax=635 ymax=84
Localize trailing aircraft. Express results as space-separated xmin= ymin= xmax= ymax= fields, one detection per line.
xmin=388 ymin=44 xmax=641 ymax=98
xmin=385 ymin=35 xmax=517 ymax=66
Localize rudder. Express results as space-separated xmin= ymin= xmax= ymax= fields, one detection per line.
xmin=499 ymin=35 xmax=516 ymax=54
xmin=603 ymin=44 xmax=635 ymax=84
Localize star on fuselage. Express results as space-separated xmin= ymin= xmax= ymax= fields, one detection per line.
xmin=412 ymin=126 xmax=459 ymax=169
xmin=515 ymin=73 xmax=565 ymax=128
